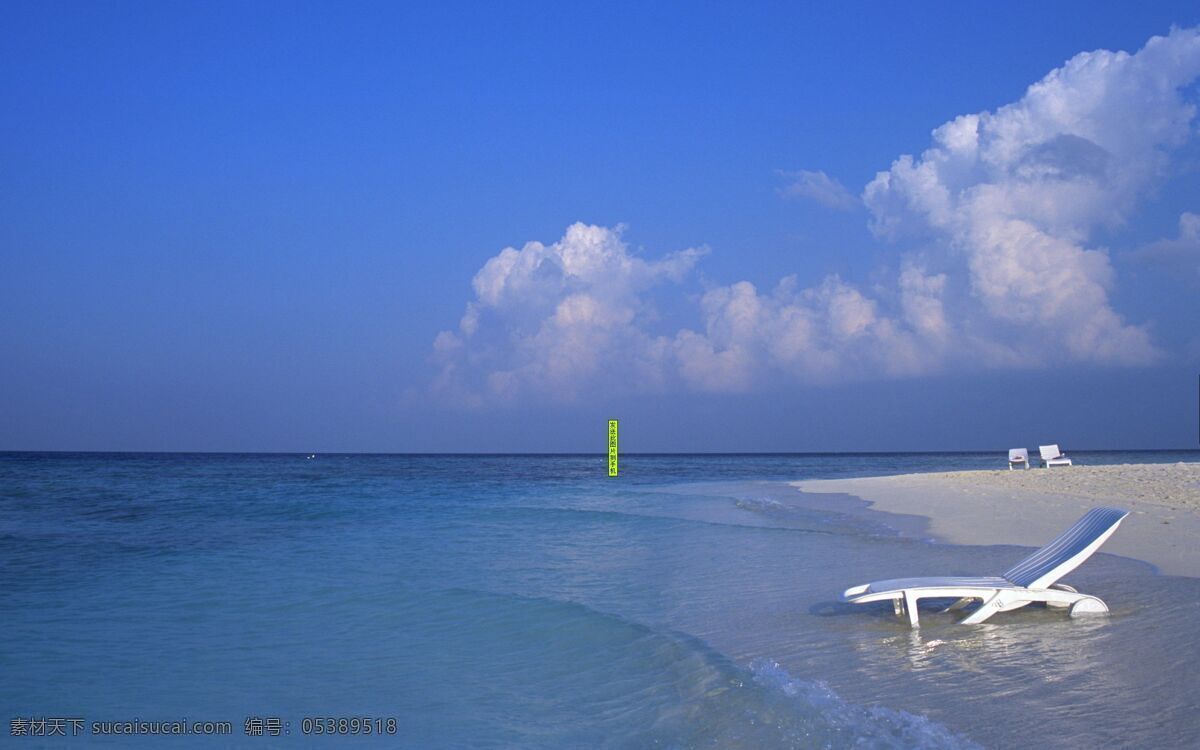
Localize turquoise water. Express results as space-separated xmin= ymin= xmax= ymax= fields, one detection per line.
xmin=3 ymin=451 xmax=1200 ymax=748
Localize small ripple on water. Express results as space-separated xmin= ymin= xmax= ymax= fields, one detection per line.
xmin=388 ymin=587 xmax=980 ymax=749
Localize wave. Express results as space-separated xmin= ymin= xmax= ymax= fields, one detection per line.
xmin=748 ymin=659 xmax=981 ymax=749
xmin=395 ymin=587 xmax=979 ymax=748
xmin=734 ymin=496 xmax=788 ymax=513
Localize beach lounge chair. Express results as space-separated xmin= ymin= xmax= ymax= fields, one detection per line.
xmin=1008 ymin=448 xmax=1029 ymax=470
xmin=841 ymin=507 xmax=1128 ymax=626
xmin=1039 ymin=444 xmax=1072 ymax=468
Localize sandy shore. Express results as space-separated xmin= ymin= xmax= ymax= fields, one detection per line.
xmin=792 ymin=462 xmax=1200 ymax=578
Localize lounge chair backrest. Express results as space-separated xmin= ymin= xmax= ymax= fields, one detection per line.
xmin=1039 ymin=444 xmax=1062 ymax=461
xmin=1009 ymin=448 xmax=1028 ymax=462
xmin=1002 ymin=507 xmax=1128 ymax=589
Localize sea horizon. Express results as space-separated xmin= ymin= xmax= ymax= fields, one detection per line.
xmin=5 ymin=448 xmax=1198 ymax=456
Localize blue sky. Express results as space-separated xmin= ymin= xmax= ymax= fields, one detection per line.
xmin=2 ymin=2 xmax=1199 ymax=452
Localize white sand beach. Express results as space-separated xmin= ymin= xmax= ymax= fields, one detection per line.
xmin=793 ymin=462 xmax=1200 ymax=577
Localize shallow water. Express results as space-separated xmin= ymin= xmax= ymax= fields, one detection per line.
xmin=2 ymin=452 xmax=1199 ymax=747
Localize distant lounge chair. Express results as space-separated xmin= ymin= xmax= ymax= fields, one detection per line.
xmin=841 ymin=507 xmax=1128 ymax=626
xmin=1008 ymin=448 xmax=1029 ymax=470
xmin=1039 ymin=444 xmax=1072 ymax=468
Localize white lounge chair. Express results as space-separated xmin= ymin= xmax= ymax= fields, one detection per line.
xmin=1008 ymin=448 xmax=1029 ymax=470
xmin=842 ymin=507 xmax=1128 ymax=626
xmin=1039 ymin=444 xmax=1072 ymax=468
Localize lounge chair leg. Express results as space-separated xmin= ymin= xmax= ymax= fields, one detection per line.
xmin=959 ymin=592 xmax=1006 ymax=625
xmin=893 ymin=597 xmax=904 ymax=617
xmin=941 ymin=597 xmax=974 ymax=613
xmin=904 ymin=591 xmax=920 ymax=627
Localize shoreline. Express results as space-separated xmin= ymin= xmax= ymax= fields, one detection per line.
xmin=791 ymin=462 xmax=1200 ymax=578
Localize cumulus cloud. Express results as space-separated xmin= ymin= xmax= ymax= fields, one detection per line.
xmin=430 ymin=27 xmax=1200 ymax=404
xmin=863 ymin=26 xmax=1200 ymax=364
xmin=671 ymin=272 xmax=949 ymax=392
xmin=777 ymin=170 xmax=859 ymax=210
xmin=431 ymin=223 xmax=705 ymax=402
xmin=435 ymin=222 xmax=956 ymax=401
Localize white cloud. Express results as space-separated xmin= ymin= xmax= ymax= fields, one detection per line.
xmin=431 ymin=223 xmax=704 ymax=402
xmin=863 ymin=26 xmax=1200 ymax=365
xmin=778 ymin=169 xmax=858 ymax=210
xmin=671 ymin=273 xmax=950 ymax=393
xmin=898 ymin=263 xmax=949 ymax=341
xmin=434 ymin=222 xmax=960 ymax=402
xmin=430 ymin=27 xmax=1200 ymax=405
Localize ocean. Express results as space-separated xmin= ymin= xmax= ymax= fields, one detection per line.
xmin=3 ymin=451 xmax=1200 ymax=748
